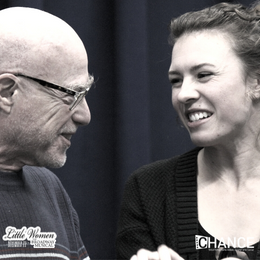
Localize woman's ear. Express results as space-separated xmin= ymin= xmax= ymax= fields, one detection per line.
xmin=0 ymin=74 xmax=17 ymax=114
xmin=247 ymin=78 xmax=260 ymax=101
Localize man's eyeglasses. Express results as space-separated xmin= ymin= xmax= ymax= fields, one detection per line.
xmin=15 ymin=74 xmax=93 ymax=110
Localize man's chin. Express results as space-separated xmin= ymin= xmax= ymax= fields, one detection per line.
xmin=41 ymin=153 xmax=67 ymax=169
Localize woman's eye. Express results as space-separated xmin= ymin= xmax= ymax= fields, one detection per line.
xmin=197 ymin=72 xmax=213 ymax=81
xmin=170 ymin=78 xmax=182 ymax=88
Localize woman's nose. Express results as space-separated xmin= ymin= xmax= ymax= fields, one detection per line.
xmin=177 ymin=79 xmax=200 ymax=104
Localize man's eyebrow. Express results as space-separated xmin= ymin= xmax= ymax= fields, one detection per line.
xmin=168 ymin=63 xmax=215 ymax=76
xmin=67 ymin=76 xmax=94 ymax=92
xmin=74 ymin=84 xmax=90 ymax=91
xmin=65 ymin=84 xmax=84 ymax=92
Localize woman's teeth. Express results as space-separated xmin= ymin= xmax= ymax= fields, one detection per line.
xmin=189 ymin=112 xmax=212 ymax=122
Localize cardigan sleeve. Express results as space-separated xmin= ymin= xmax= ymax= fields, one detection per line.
xmin=116 ymin=157 xmax=179 ymax=260
xmin=116 ymin=171 xmax=158 ymax=260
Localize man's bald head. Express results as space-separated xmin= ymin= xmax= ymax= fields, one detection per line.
xmin=0 ymin=7 xmax=89 ymax=84
xmin=0 ymin=7 xmax=92 ymax=171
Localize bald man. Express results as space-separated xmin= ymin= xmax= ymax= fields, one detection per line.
xmin=0 ymin=6 xmax=93 ymax=260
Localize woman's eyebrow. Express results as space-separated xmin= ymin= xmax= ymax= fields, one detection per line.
xmin=169 ymin=63 xmax=215 ymax=76
xmin=190 ymin=63 xmax=215 ymax=73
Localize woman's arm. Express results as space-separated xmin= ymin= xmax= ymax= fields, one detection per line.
xmin=116 ymin=173 xmax=158 ymax=259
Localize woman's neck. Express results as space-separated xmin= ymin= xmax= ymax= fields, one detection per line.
xmin=198 ymin=145 xmax=260 ymax=189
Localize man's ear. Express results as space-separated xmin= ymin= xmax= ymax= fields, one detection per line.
xmin=0 ymin=74 xmax=17 ymax=114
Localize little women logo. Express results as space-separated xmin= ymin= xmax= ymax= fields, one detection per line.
xmin=2 ymin=226 xmax=57 ymax=248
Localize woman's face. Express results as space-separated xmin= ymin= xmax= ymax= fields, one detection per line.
xmin=169 ymin=31 xmax=258 ymax=147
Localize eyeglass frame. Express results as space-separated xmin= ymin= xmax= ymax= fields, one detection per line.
xmin=14 ymin=73 xmax=93 ymax=110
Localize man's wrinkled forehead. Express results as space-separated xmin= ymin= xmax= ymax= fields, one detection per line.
xmin=0 ymin=7 xmax=89 ymax=84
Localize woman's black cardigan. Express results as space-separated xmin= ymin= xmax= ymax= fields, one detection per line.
xmin=116 ymin=148 xmax=201 ymax=260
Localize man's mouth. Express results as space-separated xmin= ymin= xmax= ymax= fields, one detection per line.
xmin=61 ymin=133 xmax=73 ymax=141
xmin=188 ymin=112 xmax=212 ymax=122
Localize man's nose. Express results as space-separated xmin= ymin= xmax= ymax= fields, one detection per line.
xmin=72 ymin=99 xmax=91 ymax=126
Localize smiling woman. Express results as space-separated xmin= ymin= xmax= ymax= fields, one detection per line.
xmin=116 ymin=2 xmax=260 ymax=260
xmin=170 ymin=31 xmax=255 ymax=148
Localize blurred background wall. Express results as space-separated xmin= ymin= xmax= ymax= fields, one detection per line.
xmin=0 ymin=0 xmax=253 ymax=259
